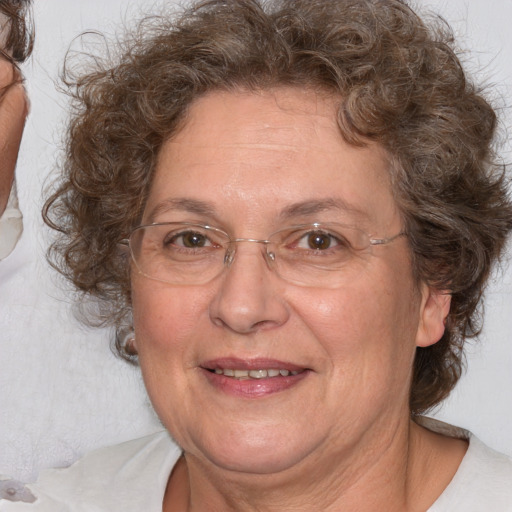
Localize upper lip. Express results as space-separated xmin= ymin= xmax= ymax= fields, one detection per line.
xmin=200 ymin=357 xmax=307 ymax=372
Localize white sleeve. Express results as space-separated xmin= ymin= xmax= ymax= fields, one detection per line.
xmin=0 ymin=180 xmax=23 ymax=261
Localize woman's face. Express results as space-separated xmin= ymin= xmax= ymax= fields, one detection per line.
xmin=131 ymin=88 xmax=447 ymax=475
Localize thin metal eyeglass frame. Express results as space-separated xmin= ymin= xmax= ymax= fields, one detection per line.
xmin=118 ymin=222 xmax=406 ymax=286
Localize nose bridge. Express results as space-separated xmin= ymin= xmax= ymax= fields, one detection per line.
xmin=210 ymin=237 xmax=287 ymax=334
xmin=224 ymin=238 xmax=273 ymax=268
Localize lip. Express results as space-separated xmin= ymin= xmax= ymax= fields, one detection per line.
xmin=200 ymin=357 xmax=311 ymax=398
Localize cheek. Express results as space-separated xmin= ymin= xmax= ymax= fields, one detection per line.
xmin=131 ymin=279 xmax=211 ymax=356
xmin=290 ymin=276 xmax=421 ymax=413
xmin=289 ymin=271 xmax=421 ymax=365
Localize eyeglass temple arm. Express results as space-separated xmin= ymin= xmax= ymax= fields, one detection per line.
xmin=369 ymin=232 xmax=406 ymax=246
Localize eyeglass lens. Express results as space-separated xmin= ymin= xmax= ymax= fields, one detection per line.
xmin=128 ymin=223 xmax=395 ymax=287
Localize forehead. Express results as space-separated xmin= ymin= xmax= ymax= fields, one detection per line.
xmin=173 ymin=87 xmax=340 ymax=147
xmin=147 ymin=88 xmax=399 ymax=231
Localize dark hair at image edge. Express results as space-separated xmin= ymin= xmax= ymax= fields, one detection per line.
xmin=0 ymin=0 xmax=33 ymax=63
xmin=43 ymin=0 xmax=512 ymax=414
xmin=0 ymin=0 xmax=34 ymax=98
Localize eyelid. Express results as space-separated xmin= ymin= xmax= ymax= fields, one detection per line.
xmin=275 ymin=223 xmax=354 ymax=236
xmin=291 ymin=228 xmax=348 ymax=248
xmin=165 ymin=226 xmax=224 ymax=246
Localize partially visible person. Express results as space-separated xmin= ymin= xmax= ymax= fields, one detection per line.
xmin=0 ymin=0 xmax=32 ymax=260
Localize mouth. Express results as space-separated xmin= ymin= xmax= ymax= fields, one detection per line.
xmin=199 ymin=358 xmax=310 ymax=397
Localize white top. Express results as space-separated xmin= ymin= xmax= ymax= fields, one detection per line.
xmin=0 ymin=182 xmax=23 ymax=261
xmin=1 ymin=420 xmax=511 ymax=511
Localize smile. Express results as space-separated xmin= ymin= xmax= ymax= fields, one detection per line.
xmin=212 ymin=368 xmax=302 ymax=379
xmin=201 ymin=360 xmax=310 ymax=397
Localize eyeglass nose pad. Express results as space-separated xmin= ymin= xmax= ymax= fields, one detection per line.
xmin=224 ymin=247 xmax=235 ymax=267
xmin=264 ymin=249 xmax=277 ymax=272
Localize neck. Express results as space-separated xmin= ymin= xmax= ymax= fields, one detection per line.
xmin=164 ymin=414 xmax=466 ymax=512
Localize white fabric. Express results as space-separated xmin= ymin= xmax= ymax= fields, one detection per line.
xmin=1 ymin=420 xmax=511 ymax=511
xmin=0 ymin=432 xmax=181 ymax=511
xmin=0 ymin=181 xmax=22 ymax=260
xmin=428 ymin=435 xmax=512 ymax=511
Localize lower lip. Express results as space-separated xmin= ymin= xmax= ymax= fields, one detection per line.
xmin=201 ymin=369 xmax=310 ymax=398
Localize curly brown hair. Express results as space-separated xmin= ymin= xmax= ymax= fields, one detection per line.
xmin=44 ymin=0 xmax=512 ymax=414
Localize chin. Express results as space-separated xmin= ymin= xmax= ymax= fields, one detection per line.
xmin=184 ymin=421 xmax=319 ymax=475
xmin=202 ymin=444 xmax=310 ymax=475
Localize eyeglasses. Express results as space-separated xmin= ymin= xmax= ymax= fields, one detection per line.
xmin=120 ymin=222 xmax=405 ymax=288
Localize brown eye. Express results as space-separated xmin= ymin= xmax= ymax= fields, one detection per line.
xmin=306 ymin=232 xmax=333 ymax=250
xmin=181 ymin=232 xmax=208 ymax=248
xmin=166 ymin=231 xmax=212 ymax=248
xmin=291 ymin=229 xmax=351 ymax=253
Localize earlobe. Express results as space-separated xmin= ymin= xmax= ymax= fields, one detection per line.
xmin=415 ymin=286 xmax=451 ymax=348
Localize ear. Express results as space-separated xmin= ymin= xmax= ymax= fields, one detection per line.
xmin=415 ymin=285 xmax=451 ymax=348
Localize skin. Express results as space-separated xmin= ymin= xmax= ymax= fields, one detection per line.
xmin=130 ymin=88 xmax=465 ymax=512
xmin=0 ymin=55 xmax=28 ymax=216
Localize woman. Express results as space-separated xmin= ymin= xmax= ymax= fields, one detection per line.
xmin=3 ymin=0 xmax=512 ymax=510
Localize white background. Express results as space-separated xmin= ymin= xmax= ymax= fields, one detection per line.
xmin=0 ymin=0 xmax=511 ymax=483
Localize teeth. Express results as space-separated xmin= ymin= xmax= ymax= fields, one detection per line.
xmin=249 ymin=369 xmax=267 ymax=379
xmin=212 ymin=368 xmax=302 ymax=379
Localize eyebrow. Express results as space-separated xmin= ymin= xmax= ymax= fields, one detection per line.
xmin=146 ymin=198 xmax=217 ymax=224
xmin=147 ymin=196 xmax=369 ymax=225
xmin=278 ymin=198 xmax=369 ymax=221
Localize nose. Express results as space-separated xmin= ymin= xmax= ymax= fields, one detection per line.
xmin=208 ymin=244 xmax=289 ymax=334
